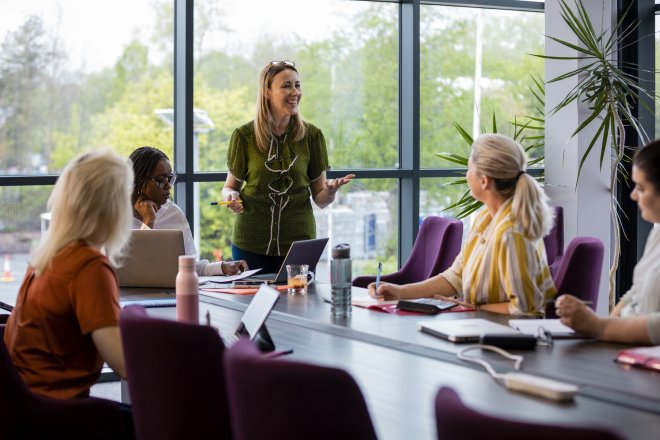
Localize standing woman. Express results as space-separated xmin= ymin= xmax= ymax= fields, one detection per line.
xmin=223 ymin=60 xmax=354 ymax=272
xmin=370 ymin=134 xmax=556 ymax=316
xmin=4 ymin=150 xmax=131 ymax=399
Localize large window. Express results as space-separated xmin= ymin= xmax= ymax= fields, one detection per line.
xmin=0 ymin=1 xmax=554 ymax=286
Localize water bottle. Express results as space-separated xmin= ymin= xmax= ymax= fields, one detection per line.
xmin=176 ymin=255 xmax=199 ymax=323
xmin=330 ymin=244 xmax=352 ymax=318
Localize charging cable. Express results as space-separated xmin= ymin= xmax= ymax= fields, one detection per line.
xmin=457 ymin=344 xmax=523 ymax=383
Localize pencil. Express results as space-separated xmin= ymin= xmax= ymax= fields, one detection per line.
xmin=210 ymin=200 xmax=242 ymax=206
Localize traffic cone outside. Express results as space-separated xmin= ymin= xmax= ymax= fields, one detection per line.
xmin=1 ymin=255 xmax=14 ymax=282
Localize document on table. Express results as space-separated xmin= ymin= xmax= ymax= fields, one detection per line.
xmin=198 ymin=268 xmax=262 ymax=285
xmin=508 ymin=319 xmax=585 ymax=338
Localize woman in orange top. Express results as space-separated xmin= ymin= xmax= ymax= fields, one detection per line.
xmin=3 ymin=150 xmax=132 ymax=399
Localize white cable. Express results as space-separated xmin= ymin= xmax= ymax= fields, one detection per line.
xmin=457 ymin=344 xmax=524 ymax=382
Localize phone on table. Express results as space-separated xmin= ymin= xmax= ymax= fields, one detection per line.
xmin=397 ymin=298 xmax=458 ymax=314
xmin=231 ymin=280 xmax=270 ymax=288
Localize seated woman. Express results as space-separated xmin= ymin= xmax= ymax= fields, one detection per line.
xmin=3 ymin=150 xmax=130 ymax=398
xmin=556 ymin=140 xmax=660 ymax=344
xmin=129 ymin=146 xmax=248 ymax=276
xmin=370 ymin=134 xmax=556 ymax=316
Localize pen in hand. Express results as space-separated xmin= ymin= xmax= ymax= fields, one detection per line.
xmin=210 ymin=200 xmax=242 ymax=206
xmin=375 ymin=262 xmax=382 ymax=299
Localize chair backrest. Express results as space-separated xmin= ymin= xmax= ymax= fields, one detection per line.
xmin=544 ymin=206 xmax=564 ymax=278
xmin=400 ymin=215 xmax=463 ymax=283
xmin=224 ymin=338 xmax=378 ymax=440
xmin=553 ymin=236 xmax=604 ymax=307
xmin=120 ymin=306 xmax=231 ymax=440
xmin=1 ymin=324 xmax=127 ymax=440
xmin=435 ymin=387 xmax=622 ymax=440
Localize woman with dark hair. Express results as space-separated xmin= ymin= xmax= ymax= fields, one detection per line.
xmin=130 ymin=146 xmax=248 ymax=276
xmin=557 ymin=140 xmax=660 ymax=345
xmin=222 ymin=60 xmax=354 ymax=272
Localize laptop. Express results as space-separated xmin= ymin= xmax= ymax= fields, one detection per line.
xmin=243 ymin=238 xmax=329 ymax=284
xmin=418 ymin=318 xmax=519 ymax=343
xmin=115 ymin=229 xmax=186 ymax=288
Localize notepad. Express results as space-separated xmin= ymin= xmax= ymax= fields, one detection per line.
xmin=120 ymin=299 xmax=177 ymax=308
xmin=508 ymin=319 xmax=584 ymax=338
xmin=616 ymin=346 xmax=660 ymax=371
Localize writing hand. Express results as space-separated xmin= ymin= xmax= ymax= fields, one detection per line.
xmin=367 ymin=281 xmax=401 ymax=300
xmin=221 ymin=260 xmax=249 ymax=275
xmin=326 ymin=174 xmax=355 ymax=195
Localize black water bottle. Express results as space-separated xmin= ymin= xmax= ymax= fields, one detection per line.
xmin=330 ymin=244 xmax=352 ymax=317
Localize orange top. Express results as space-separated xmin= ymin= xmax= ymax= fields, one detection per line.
xmin=3 ymin=241 xmax=120 ymax=399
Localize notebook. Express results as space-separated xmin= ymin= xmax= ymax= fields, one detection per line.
xmin=508 ymin=319 xmax=584 ymax=339
xmin=616 ymin=345 xmax=660 ymax=371
xmin=115 ymin=229 xmax=186 ymax=288
xmin=418 ymin=318 xmax=518 ymax=343
xmin=243 ymin=238 xmax=329 ymax=284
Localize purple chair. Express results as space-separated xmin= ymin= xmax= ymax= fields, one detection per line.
xmin=546 ymin=236 xmax=604 ymax=317
xmin=224 ymin=338 xmax=378 ymax=440
xmin=435 ymin=387 xmax=622 ymax=440
xmin=0 ymin=324 xmax=131 ymax=440
xmin=120 ymin=306 xmax=231 ymax=440
xmin=352 ymin=215 xmax=463 ymax=288
xmin=544 ymin=206 xmax=564 ymax=278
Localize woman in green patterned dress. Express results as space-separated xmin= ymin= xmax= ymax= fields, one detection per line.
xmin=222 ymin=60 xmax=354 ymax=272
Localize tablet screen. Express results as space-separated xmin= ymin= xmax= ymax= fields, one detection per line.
xmin=240 ymin=284 xmax=279 ymax=339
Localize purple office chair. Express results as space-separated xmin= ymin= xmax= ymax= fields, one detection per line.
xmin=545 ymin=236 xmax=604 ymax=318
xmin=0 ymin=324 xmax=131 ymax=440
xmin=224 ymin=338 xmax=378 ymax=440
xmin=352 ymin=215 xmax=463 ymax=288
xmin=435 ymin=387 xmax=622 ymax=440
xmin=544 ymin=206 xmax=564 ymax=278
xmin=120 ymin=306 xmax=231 ymax=440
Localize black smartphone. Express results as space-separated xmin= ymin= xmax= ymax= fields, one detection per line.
xmin=397 ymin=298 xmax=457 ymax=314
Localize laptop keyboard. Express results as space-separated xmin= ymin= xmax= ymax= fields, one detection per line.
xmin=120 ymin=299 xmax=177 ymax=308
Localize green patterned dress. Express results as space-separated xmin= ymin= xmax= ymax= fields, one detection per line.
xmin=227 ymin=121 xmax=330 ymax=256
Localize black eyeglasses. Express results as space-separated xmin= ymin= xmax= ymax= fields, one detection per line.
xmin=149 ymin=173 xmax=177 ymax=189
xmin=270 ymin=60 xmax=295 ymax=68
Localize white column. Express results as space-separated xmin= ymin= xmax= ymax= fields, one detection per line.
xmin=544 ymin=0 xmax=616 ymax=315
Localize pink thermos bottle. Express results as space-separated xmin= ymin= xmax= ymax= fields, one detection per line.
xmin=176 ymin=255 xmax=199 ymax=323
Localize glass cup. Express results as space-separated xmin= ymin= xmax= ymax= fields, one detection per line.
xmin=286 ymin=264 xmax=315 ymax=295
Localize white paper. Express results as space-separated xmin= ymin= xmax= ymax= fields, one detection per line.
xmin=508 ymin=319 xmax=576 ymax=336
xmin=198 ymin=268 xmax=262 ymax=285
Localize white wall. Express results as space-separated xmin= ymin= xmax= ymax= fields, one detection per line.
xmin=545 ymin=0 xmax=616 ymax=315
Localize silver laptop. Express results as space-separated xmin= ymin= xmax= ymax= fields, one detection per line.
xmin=418 ymin=318 xmax=518 ymax=343
xmin=244 ymin=238 xmax=329 ymax=284
xmin=115 ymin=229 xmax=186 ymax=288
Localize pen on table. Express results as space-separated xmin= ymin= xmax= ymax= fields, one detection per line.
xmin=0 ymin=301 xmax=15 ymax=312
xmin=375 ymin=262 xmax=382 ymax=296
xmin=547 ymin=299 xmax=593 ymax=305
xmin=210 ymin=200 xmax=242 ymax=206
xmin=205 ymin=310 xmax=211 ymax=326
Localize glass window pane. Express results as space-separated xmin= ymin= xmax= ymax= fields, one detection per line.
xmin=197 ymin=178 xmax=398 ymax=283
xmin=194 ymin=0 xmax=399 ymax=172
xmin=0 ymin=1 xmax=173 ymax=176
xmin=420 ymin=6 xmax=544 ymax=169
xmin=0 ymin=185 xmax=50 ymax=304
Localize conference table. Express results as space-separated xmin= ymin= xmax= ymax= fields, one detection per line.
xmin=120 ymin=284 xmax=660 ymax=440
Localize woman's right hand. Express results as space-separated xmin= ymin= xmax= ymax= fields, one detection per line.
xmin=134 ymin=197 xmax=159 ymax=228
xmin=223 ymin=190 xmax=244 ymax=213
xmin=367 ymin=282 xmax=403 ymax=300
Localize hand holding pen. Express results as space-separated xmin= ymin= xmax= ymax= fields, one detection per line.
xmin=220 ymin=189 xmax=244 ymax=213
xmin=375 ymin=262 xmax=383 ymax=301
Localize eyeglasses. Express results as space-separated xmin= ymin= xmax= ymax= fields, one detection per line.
xmin=149 ymin=173 xmax=177 ymax=189
xmin=537 ymin=326 xmax=553 ymax=347
xmin=270 ymin=60 xmax=295 ymax=68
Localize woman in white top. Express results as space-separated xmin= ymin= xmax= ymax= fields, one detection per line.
xmin=557 ymin=140 xmax=660 ymax=344
xmin=129 ymin=146 xmax=248 ymax=276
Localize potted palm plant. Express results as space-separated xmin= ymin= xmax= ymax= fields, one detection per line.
xmin=537 ymin=0 xmax=656 ymax=309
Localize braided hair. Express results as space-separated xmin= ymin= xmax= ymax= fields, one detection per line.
xmin=129 ymin=146 xmax=169 ymax=202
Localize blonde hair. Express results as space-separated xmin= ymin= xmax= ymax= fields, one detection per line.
xmin=471 ymin=134 xmax=553 ymax=240
xmin=254 ymin=62 xmax=306 ymax=153
xmin=31 ymin=149 xmax=134 ymax=275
